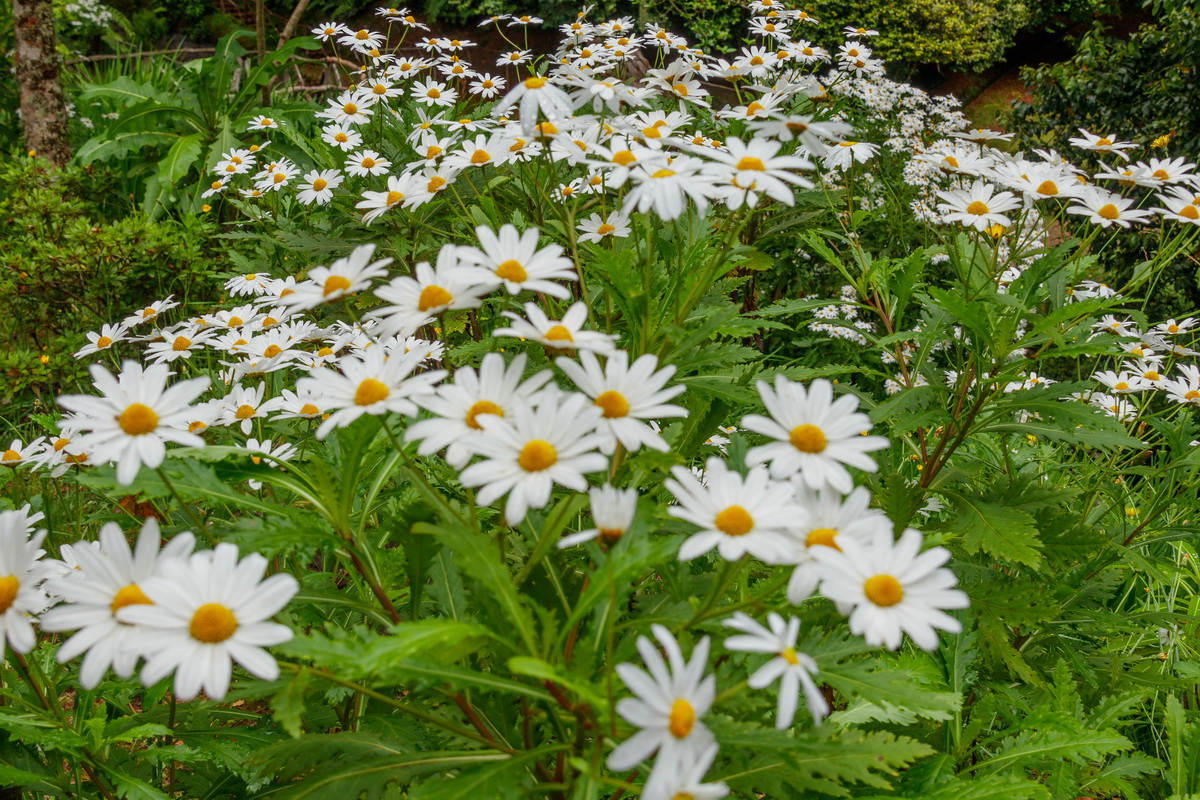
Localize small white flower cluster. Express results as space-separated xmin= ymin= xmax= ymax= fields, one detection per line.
xmin=1089 ymin=316 xmax=1200 ymax=417
xmin=0 ymin=509 xmax=296 ymax=701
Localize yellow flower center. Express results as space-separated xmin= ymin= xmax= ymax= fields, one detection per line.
xmin=781 ymin=647 xmax=800 ymax=665
xmin=594 ymin=390 xmax=629 ymax=418
xmin=465 ymin=400 xmax=504 ymax=429
xmin=1185 ymin=390 xmax=1200 ymax=400
xmin=651 ymin=168 xmax=676 ymax=178
xmin=317 ymin=347 xmax=333 ymax=358
xmin=805 ymin=527 xmax=840 ymax=549
xmin=523 ymin=77 xmax=546 ymax=92
xmin=299 ymin=403 xmax=320 ymax=416
xmin=518 ymin=440 xmax=557 ymax=471
xmin=0 ymin=576 xmax=19 ymax=613
xmin=1114 ymin=381 xmax=1129 ymax=391
xmin=1179 ymin=205 xmax=1199 ymax=220
xmin=118 ymin=403 xmax=159 ymax=435
xmin=96 ymin=336 xmax=113 ymax=348
xmin=172 ymin=336 xmax=191 ymax=351
xmin=673 ymin=83 xmax=688 ymax=97
xmin=263 ymin=344 xmax=283 ymax=358
xmin=863 ymin=574 xmax=904 ymax=607
xmin=1153 ymin=169 xmax=1169 ymax=180
xmin=1035 ymin=180 xmax=1058 ymax=196
xmin=273 ymin=172 xmax=286 ymax=184
xmin=789 ymin=424 xmax=826 ymax=453
xmin=354 ymin=378 xmax=390 ymax=406
xmin=53 ymin=438 xmax=69 ymax=451
xmin=736 ymin=156 xmax=765 ymax=171
xmin=597 ymin=223 xmax=615 ymax=235
xmin=1098 ymin=204 xmax=1119 ymax=220
xmin=334 ymin=132 xmax=348 ymax=143
xmin=343 ymin=102 xmax=358 ymax=114
xmin=544 ymin=325 xmax=573 ymax=342
xmin=613 ymin=150 xmax=636 ymax=166
xmin=495 ymin=260 xmax=528 ymax=282
xmin=360 ymin=157 xmax=376 ymax=168
xmin=111 ymin=583 xmax=153 ymax=617
xmin=965 ymin=200 xmax=990 ymax=215
xmin=386 ymin=190 xmax=403 ymax=205
xmin=714 ymin=505 xmax=753 ymax=536
xmin=1144 ymin=371 xmax=1161 ymax=381
xmin=312 ymin=178 xmax=328 ymax=192
xmin=642 ymin=126 xmax=662 ymax=139
xmin=668 ymin=698 xmax=695 ymax=738
xmin=355 ymin=30 xmax=369 ymax=39
xmin=418 ymin=285 xmax=453 ymax=311
xmin=228 ymin=316 xmax=244 ymax=327
xmin=189 ymin=603 xmax=238 ymax=643
xmin=235 ymin=404 xmax=257 ymax=420
xmin=470 ymin=149 xmax=491 ymax=164
xmin=187 ymin=421 xmax=207 ymax=432
xmin=324 ymin=275 xmax=352 ymax=297
xmin=750 ymin=56 xmax=764 ymax=65
xmin=1096 ymin=137 xmax=1112 ymax=146
xmin=428 ymin=176 xmax=446 ymax=191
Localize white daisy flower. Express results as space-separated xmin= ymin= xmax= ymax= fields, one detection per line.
xmin=1 ymin=438 xmax=44 ymax=468
xmin=457 ymin=389 xmax=608 ymax=525
xmin=75 ymin=323 xmax=129 ymax=359
xmin=277 ymin=244 xmax=393 ymax=312
xmin=935 ymin=180 xmax=1022 ymax=231
xmin=558 ymin=484 xmax=638 ymax=548
xmin=785 ymin=485 xmax=893 ymax=603
xmin=216 ymin=381 xmax=285 ymax=435
xmin=741 ymin=376 xmax=888 ymax=491
xmin=357 ymin=174 xmax=417 ymax=224
xmin=1067 ymin=188 xmax=1154 ymax=228
xmin=577 ymin=211 xmax=632 ymax=242
xmin=123 ymin=295 xmax=180 ymax=328
xmin=0 ymin=508 xmax=49 ymax=657
xmin=370 ymin=245 xmax=492 ymax=337
xmin=144 ymin=325 xmax=218 ymax=364
xmin=56 ymin=361 xmax=210 ymax=485
xmin=665 ymin=458 xmax=804 ymax=563
xmin=40 ymin=518 xmax=195 ymax=688
xmin=493 ymin=75 xmax=574 ymax=135
xmin=297 ymin=347 xmax=444 ymax=439
xmin=722 ymin=611 xmax=828 ymax=727
xmin=321 ymin=124 xmax=363 ymax=151
xmin=812 ymin=528 xmax=968 ymax=650
xmin=640 ymin=742 xmax=728 ymax=800
xmin=623 ymin=154 xmax=715 ymax=221
xmin=407 ymin=352 xmax=552 ymax=469
xmin=496 ymin=302 xmax=618 ymax=356
xmin=608 ymin=625 xmax=716 ymax=781
xmin=458 ymin=224 xmax=576 ymax=298
xmin=556 ymin=350 xmax=686 ymax=454
xmin=120 ymin=543 xmax=298 ymax=701
xmin=296 ymin=169 xmax=343 ymax=205
xmin=344 ymin=149 xmax=391 ymax=177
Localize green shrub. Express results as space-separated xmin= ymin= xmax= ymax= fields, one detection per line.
xmin=0 ymin=156 xmax=225 ymax=421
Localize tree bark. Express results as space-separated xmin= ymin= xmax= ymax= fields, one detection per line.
xmin=277 ymin=0 xmax=312 ymax=49
xmin=12 ymin=0 xmax=70 ymax=166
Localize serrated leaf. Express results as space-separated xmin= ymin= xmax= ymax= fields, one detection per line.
xmin=945 ymin=492 xmax=1043 ymax=567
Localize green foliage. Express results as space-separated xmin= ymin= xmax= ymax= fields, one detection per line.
xmin=0 ymin=156 xmax=223 ymax=421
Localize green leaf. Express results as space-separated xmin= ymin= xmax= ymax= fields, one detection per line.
xmin=79 ymin=76 xmax=163 ymax=105
xmin=408 ymin=745 xmax=561 ymax=800
xmin=273 ymin=668 xmax=311 ymax=738
xmin=944 ymin=491 xmax=1043 ymax=567
xmin=156 ymin=132 xmax=204 ymax=185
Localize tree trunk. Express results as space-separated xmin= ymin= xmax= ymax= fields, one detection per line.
xmin=12 ymin=0 xmax=70 ymax=166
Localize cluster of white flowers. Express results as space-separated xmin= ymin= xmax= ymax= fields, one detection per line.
xmin=1088 ymin=316 xmax=1200 ymax=420
xmin=0 ymin=509 xmax=296 ymax=701
xmin=62 ymin=0 xmax=115 ymax=29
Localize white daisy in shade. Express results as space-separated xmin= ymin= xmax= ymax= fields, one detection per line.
xmin=344 ymin=149 xmax=391 ymax=177
xmin=741 ymin=376 xmax=888 ymax=492
xmin=577 ymin=211 xmax=631 ymax=243
xmin=57 ymin=361 xmax=210 ymax=485
xmin=811 ymin=528 xmax=968 ymax=651
xmin=935 ymin=180 xmax=1022 ymax=231
xmin=297 ymin=347 xmax=445 ymax=439
xmin=623 ymin=154 xmax=715 ymax=221
xmin=371 ymin=245 xmax=492 ymax=337
xmin=496 ymin=302 xmax=618 ymax=356
xmin=40 ymin=518 xmax=195 ymax=689
xmin=458 ymin=224 xmax=576 ymax=298
xmin=1 ymin=438 xmax=44 ymax=468
xmin=216 ymin=381 xmax=285 ymax=435
xmin=556 ymin=351 xmax=686 ymax=454
xmin=608 ymin=625 xmax=715 ymax=783
xmin=357 ymin=174 xmax=418 ymax=224
xmin=722 ymin=611 xmax=827 ymax=727
xmin=702 ymin=137 xmax=814 ymax=206
xmin=120 ymin=543 xmax=297 ymax=701
xmin=1067 ymin=128 xmax=1138 ymax=160
xmin=277 ymin=244 xmax=393 ymax=312
xmin=641 ymin=742 xmax=728 ymax=800
xmin=145 ymin=324 xmax=218 ymax=364
xmin=458 ymin=389 xmax=608 ymax=525
xmin=785 ymin=485 xmax=893 ymax=603
xmin=0 ymin=508 xmax=49 ymax=658
xmin=665 ymin=458 xmax=804 ymax=563
xmin=558 ymin=484 xmax=638 ymax=548
xmin=407 ymin=353 xmax=552 ymax=469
